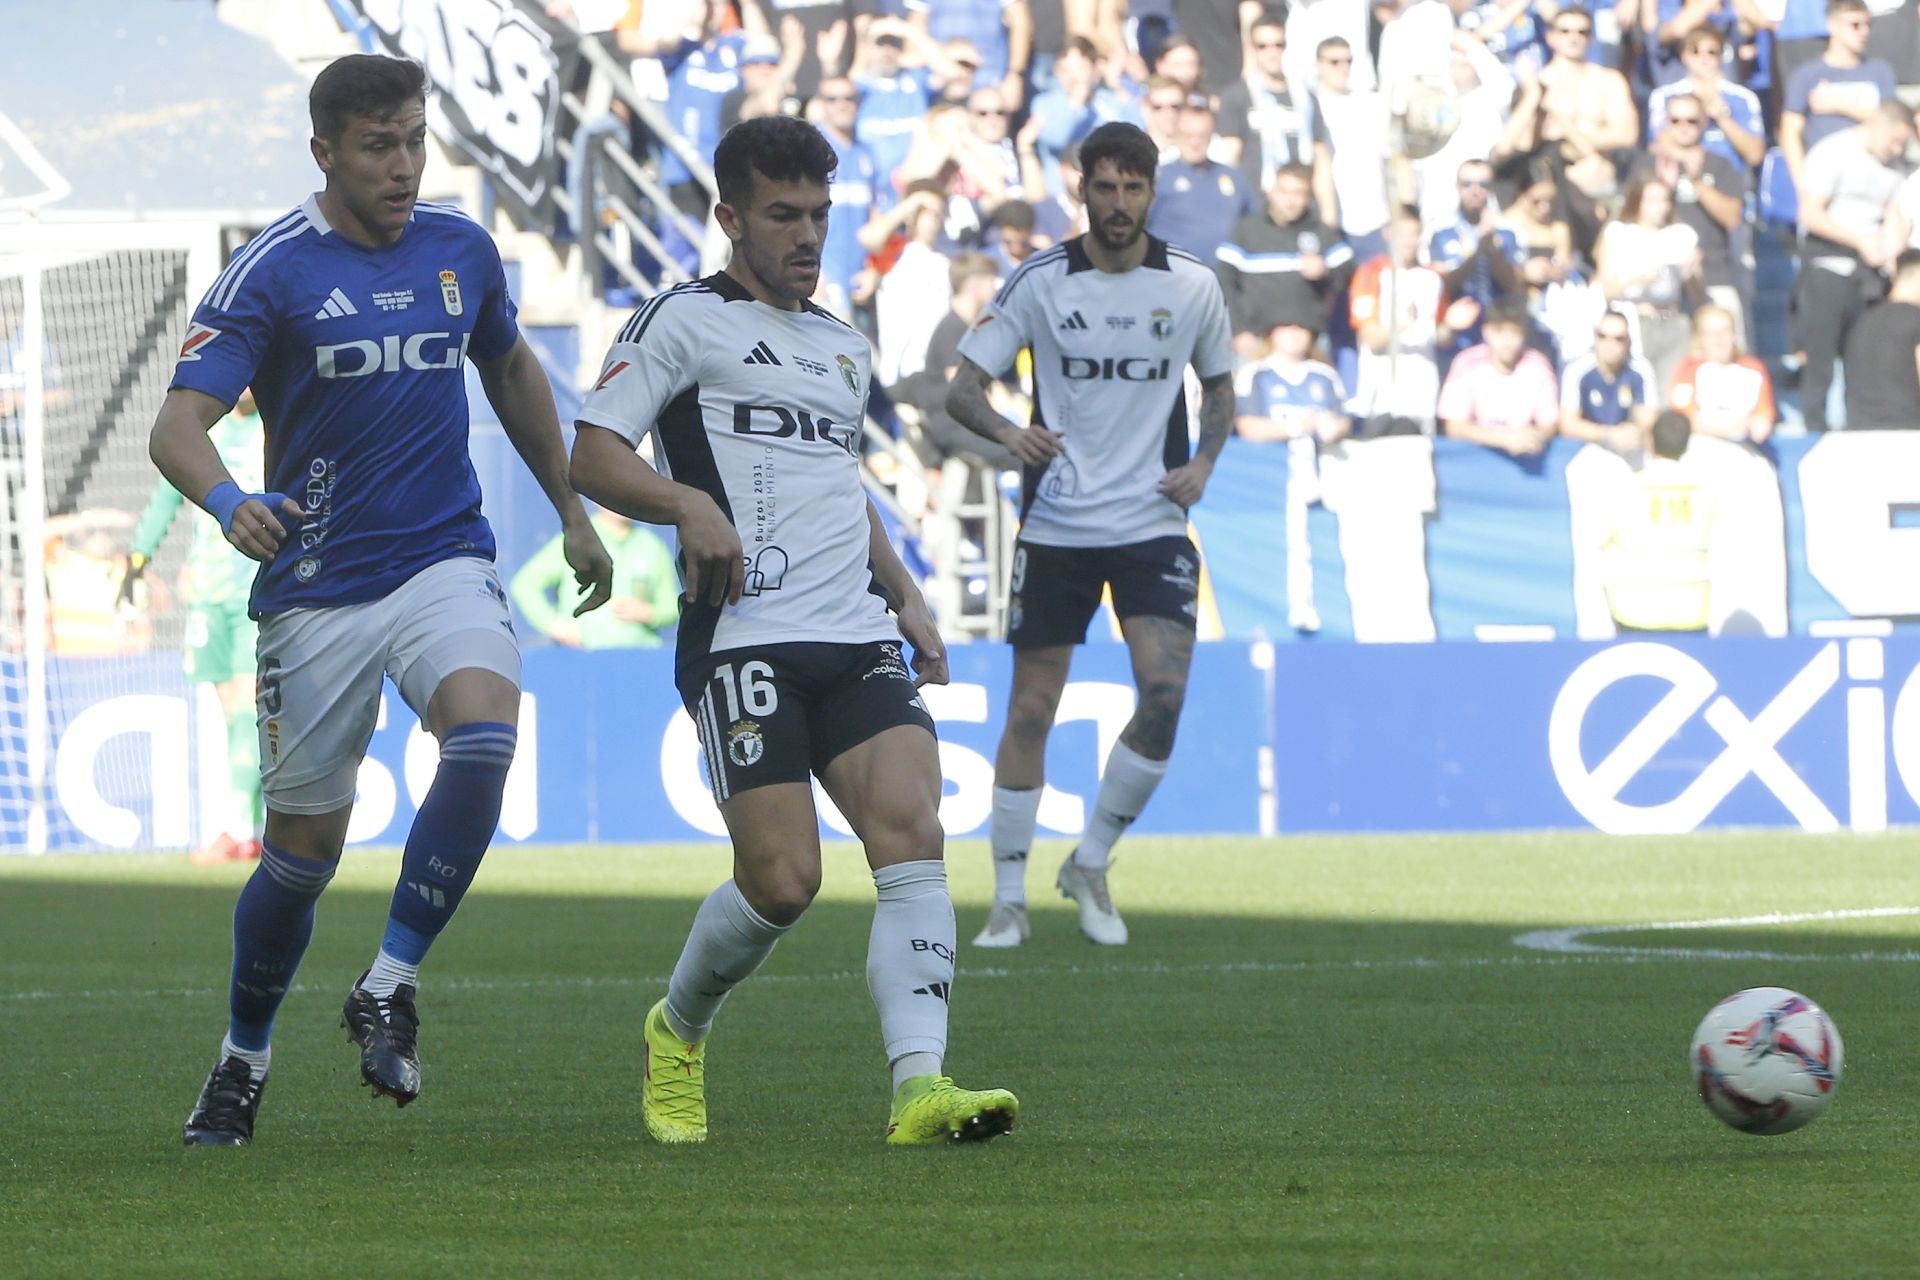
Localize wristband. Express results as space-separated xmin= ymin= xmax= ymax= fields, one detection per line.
xmin=204 ymin=481 xmax=246 ymax=533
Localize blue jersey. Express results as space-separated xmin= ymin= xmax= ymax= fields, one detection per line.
xmin=169 ymin=196 xmax=518 ymax=616
xmin=1561 ymin=353 xmax=1656 ymax=427
xmin=1240 ymin=359 xmax=1348 ymax=434
xmin=1427 ymin=220 xmax=1524 ymax=351
xmin=662 ymin=35 xmax=745 ymax=187
xmin=854 ymin=68 xmax=932 ymax=198
xmin=1148 ymin=160 xmax=1256 ymax=264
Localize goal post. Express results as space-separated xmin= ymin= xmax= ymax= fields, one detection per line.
xmin=1 ymin=219 xmax=227 ymax=853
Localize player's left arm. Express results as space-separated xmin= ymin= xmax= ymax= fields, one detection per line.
xmin=1157 ymin=372 xmax=1236 ymax=508
xmin=865 ymin=501 xmax=947 ymax=688
xmin=475 ymin=334 xmax=614 ymax=617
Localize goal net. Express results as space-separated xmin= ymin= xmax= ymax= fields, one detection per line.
xmin=0 ymin=221 xmax=229 ymax=853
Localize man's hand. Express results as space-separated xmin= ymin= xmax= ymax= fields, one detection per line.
xmin=1001 ymin=422 xmax=1065 ymax=466
xmin=563 ymin=518 xmax=615 ymax=616
xmin=1300 ymin=252 xmax=1327 ymax=281
xmin=550 ymin=618 xmax=584 ymax=648
xmin=610 ymin=597 xmax=655 ymax=624
xmin=894 ymin=595 xmax=949 ymax=688
xmin=1157 ymin=454 xmax=1215 ymax=508
xmin=677 ymin=491 xmax=746 ymax=607
xmin=205 ymin=482 xmax=304 ymax=563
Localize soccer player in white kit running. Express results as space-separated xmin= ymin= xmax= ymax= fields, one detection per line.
xmin=161 ymin=55 xmax=614 ymax=1146
xmin=569 ymin=115 xmax=1019 ymax=1146
xmin=946 ymin=121 xmax=1237 ymax=948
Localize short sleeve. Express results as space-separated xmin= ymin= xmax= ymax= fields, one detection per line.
xmin=1560 ymin=367 xmax=1584 ymax=414
xmin=1239 ymin=367 xmax=1278 ymax=418
xmin=468 ymin=235 xmax=520 ymax=362
xmin=1669 ymin=356 xmax=1700 ymax=412
xmin=1436 ymin=357 xmax=1473 ymax=422
xmin=1783 ymin=62 xmax=1815 ymax=116
xmin=956 ymin=272 xmax=1038 ymax=378
xmin=1189 ymin=274 xmax=1236 ymax=381
xmin=168 ymin=258 xmax=277 ymax=408
xmin=575 ymin=295 xmax=701 ymax=448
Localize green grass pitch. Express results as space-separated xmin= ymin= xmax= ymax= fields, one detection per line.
xmin=4 ymin=832 xmax=1919 ymax=1279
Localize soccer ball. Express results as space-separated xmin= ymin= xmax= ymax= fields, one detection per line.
xmin=1394 ymin=80 xmax=1462 ymax=160
xmin=1690 ymin=987 xmax=1843 ymax=1135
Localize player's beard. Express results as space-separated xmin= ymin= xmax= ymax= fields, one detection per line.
xmin=1090 ymin=212 xmax=1143 ymax=254
xmin=743 ymin=235 xmax=818 ymax=306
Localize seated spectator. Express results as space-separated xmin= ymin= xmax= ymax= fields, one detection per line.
xmin=1794 ymin=101 xmax=1916 ymax=432
xmin=1147 ymin=99 xmax=1257 ymax=263
xmin=1217 ymin=162 xmax=1354 ymax=360
xmin=1438 ymin=299 xmax=1560 ymax=458
xmin=1646 ymin=27 xmax=1767 ymax=169
xmin=1427 ymin=158 xmax=1526 ymax=359
xmin=1026 ymin=36 xmax=1135 ymax=199
xmin=1347 ymin=206 xmax=1458 ymax=436
xmin=510 ymin=510 xmax=679 ymax=649
xmin=1601 ymin=409 xmax=1715 ymax=636
xmin=1234 ymin=306 xmax=1351 ymax=443
xmin=1669 ymin=304 xmax=1776 ymax=443
xmin=1216 ymin=17 xmax=1323 ymax=197
xmin=1780 ymin=0 xmax=1898 ymax=192
xmin=1312 ymin=35 xmax=1396 ymax=260
xmin=1628 ymin=91 xmax=1749 ymax=339
xmin=1597 ymin=173 xmax=1702 ymax=398
xmin=1560 ymin=308 xmax=1660 ymax=455
xmin=1842 ymin=249 xmax=1920 ymax=430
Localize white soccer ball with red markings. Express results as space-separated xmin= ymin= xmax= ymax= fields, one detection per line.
xmin=1691 ymin=987 xmax=1843 ymax=1135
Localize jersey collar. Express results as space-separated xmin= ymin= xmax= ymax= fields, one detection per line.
xmin=1065 ymin=235 xmax=1171 ymax=274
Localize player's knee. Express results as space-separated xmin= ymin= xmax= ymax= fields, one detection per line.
xmin=742 ymin=863 xmax=821 ymax=926
xmin=1006 ymin=689 xmax=1063 ymax=744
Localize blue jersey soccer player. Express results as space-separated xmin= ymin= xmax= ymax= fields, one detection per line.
xmin=162 ymin=55 xmax=613 ymax=1146
xmin=570 ymin=115 xmax=1018 ymax=1146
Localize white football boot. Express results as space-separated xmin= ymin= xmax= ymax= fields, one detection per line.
xmin=1056 ymin=853 xmax=1128 ymax=945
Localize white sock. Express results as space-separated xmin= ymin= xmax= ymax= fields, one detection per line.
xmin=664 ymin=879 xmax=788 ymax=1042
xmin=220 ymin=1036 xmax=270 ymax=1081
xmin=989 ymin=786 xmax=1042 ymax=905
xmin=361 ymin=949 xmax=420 ymax=1000
xmin=869 ymin=860 xmax=952 ymax=1077
xmin=892 ymin=1051 xmax=943 ymax=1092
xmin=1075 ymin=740 xmax=1168 ymax=871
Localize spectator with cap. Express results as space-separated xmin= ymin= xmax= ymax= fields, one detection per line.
xmin=1234 ymin=303 xmax=1351 ymax=444
xmin=1217 ymin=162 xmax=1354 ymax=359
xmin=1561 ymin=307 xmax=1662 ymax=454
xmin=1843 ymin=249 xmax=1920 ymax=430
xmin=1438 ymin=298 xmax=1562 ymax=458
xmin=1780 ymin=0 xmax=1898 ymax=194
xmin=1147 ymin=99 xmax=1258 ymax=263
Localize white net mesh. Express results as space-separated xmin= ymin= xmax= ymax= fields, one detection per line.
xmin=0 ymin=224 xmax=226 ymax=853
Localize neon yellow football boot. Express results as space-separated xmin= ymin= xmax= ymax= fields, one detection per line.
xmin=885 ymin=1074 xmax=1020 ymax=1145
xmin=642 ymin=999 xmax=707 ymax=1144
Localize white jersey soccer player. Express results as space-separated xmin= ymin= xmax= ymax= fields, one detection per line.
xmin=164 ymin=55 xmax=612 ymax=1147
xmin=570 ymin=115 xmax=1019 ymax=1147
xmin=948 ymin=121 xmax=1237 ymax=948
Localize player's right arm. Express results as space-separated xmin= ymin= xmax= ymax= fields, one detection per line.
xmin=947 ymin=277 xmax=1062 ymax=465
xmin=149 ymin=388 xmax=300 ymax=563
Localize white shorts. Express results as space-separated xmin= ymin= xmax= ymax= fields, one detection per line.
xmin=256 ymin=557 xmax=522 ymax=814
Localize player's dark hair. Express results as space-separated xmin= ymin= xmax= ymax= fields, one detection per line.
xmin=1652 ymin=409 xmax=1692 ymax=460
xmin=310 ymin=55 xmax=428 ymax=142
xmin=1077 ymin=122 xmax=1159 ymax=185
xmin=713 ymin=116 xmax=839 ymax=209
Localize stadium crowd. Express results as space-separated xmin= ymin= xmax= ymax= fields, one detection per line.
xmin=546 ymin=0 xmax=1920 ymax=465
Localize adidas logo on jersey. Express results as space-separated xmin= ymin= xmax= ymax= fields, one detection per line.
xmin=1057 ymin=310 xmax=1089 ymax=331
xmin=742 ymin=341 xmax=782 ymax=366
xmin=313 ymin=288 xmax=359 ymax=320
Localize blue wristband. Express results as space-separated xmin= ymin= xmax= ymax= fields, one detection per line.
xmin=204 ymin=481 xmax=246 ymax=533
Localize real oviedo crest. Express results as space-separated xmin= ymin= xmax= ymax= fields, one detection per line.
xmin=439 ymin=269 xmax=463 ymax=317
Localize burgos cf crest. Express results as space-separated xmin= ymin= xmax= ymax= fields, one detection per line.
xmin=439 ymin=269 xmax=463 ymax=316
xmin=836 ymin=353 xmax=860 ymax=395
xmin=727 ymin=720 xmax=765 ymax=767
xmin=1150 ymin=308 xmax=1174 ymax=340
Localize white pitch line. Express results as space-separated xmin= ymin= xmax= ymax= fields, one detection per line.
xmin=1512 ymin=906 xmax=1920 ymax=962
xmin=8 ymin=936 xmax=1920 ymax=1007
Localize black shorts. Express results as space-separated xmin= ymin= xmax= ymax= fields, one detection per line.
xmin=1006 ymin=535 xmax=1200 ymax=648
xmin=676 ymin=640 xmax=937 ymax=805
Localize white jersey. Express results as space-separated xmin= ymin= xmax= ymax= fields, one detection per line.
xmin=576 ymin=272 xmax=897 ymax=666
xmin=957 ymin=236 xmax=1234 ymax=548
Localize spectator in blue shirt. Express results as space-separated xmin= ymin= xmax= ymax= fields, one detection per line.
xmin=1781 ymin=0 xmax=1898 ymax=192
xmin=1427 ymin=158 xmax=1527 ymax=360
xmin=1560 ymin=308 xmax=1659 ymax=453
xmin=913 ymin=0 xmax=1034 ymax=109
xmin=815 ymin=75 xmax=881 ymax=319
xmin=1647 ymin=27 xmax=1767 ymax=168
xmin=1630 ymin=0 xmax=1738 ymax=86
xmin=1026 ymin=36 xmax=1135 ymax=199
xmin=852 ymin=20 xmax=940 ymax=196
xmin=1235 ymin=305 xmax=1351 ymax=445
xmin=1147 ymin=100 xmax=1257 ymax=264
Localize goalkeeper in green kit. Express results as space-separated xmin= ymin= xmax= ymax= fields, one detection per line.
xmin=121 ymin=387 xmax=265 ymax=864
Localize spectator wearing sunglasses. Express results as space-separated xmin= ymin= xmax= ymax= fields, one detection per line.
xmin=1561 ymin=309 xmax=1660 ymax=454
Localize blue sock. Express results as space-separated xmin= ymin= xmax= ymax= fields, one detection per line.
xmin=228 ymin=838 xmax=336 ymax=1051
xmin=377 ymin=721 xmax=515 ymax=975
